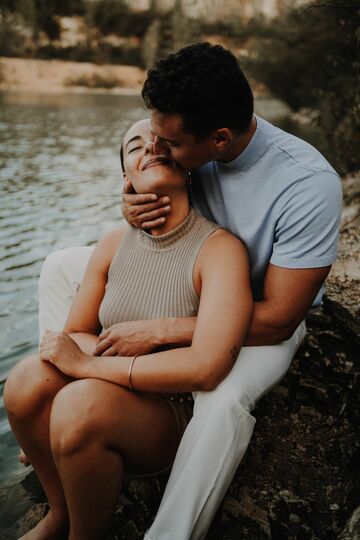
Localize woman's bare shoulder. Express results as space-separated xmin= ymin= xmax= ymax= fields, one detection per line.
xmin=193 ymin=227 xmax=249 ymax=293
xmin=201 ymin=227 xmax=248 ymax=261
xmin=92 ymin=224 xmax=130 ymax=268
xmin=99 ymin=224 xmax=129 ymax=247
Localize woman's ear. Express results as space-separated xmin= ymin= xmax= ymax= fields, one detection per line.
xmin=213 ymin=128 xmax=233 ymax=151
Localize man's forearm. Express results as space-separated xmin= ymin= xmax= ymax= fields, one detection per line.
xmin=244 ymin=302 xmax=298 ymax=346
xmin=157 ymin=317 xmax=196 ymax=347
xmin=157 ymin=310 xmax=292 ymax=349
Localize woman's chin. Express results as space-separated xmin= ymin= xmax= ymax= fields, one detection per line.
xmin=137 ymin=178 xmax=186 ymax=196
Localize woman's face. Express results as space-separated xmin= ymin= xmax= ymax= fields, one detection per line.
xmin=122 ymin=119 xmax=187 ymax=195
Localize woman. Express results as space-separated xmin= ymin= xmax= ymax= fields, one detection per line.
xmin=4 ymin=119 xmax=252 ymax=540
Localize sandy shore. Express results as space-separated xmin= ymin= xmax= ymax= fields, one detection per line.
xmin=0 ymin=57 xmax=146 ymax=94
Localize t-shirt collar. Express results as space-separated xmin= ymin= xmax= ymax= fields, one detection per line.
xmin=216 ymin=115 xmax=270 ymax=172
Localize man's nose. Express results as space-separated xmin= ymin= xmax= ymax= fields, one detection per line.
xmin=153 ymin=136 xmax=169 ymax=155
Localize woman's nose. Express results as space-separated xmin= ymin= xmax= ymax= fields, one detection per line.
xmin=144 ymin=140 xmax=154 ymax=153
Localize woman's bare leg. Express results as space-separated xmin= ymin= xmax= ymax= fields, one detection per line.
xmin=4 ymin=355 xmax=74 ymax=539
xmin=49 ymin=379 xmax=183 ymax=540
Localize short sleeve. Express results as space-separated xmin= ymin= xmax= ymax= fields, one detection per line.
xmin=270 ymin=171 xmax=342 ymax=269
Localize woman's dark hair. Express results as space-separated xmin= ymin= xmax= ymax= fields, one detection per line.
xmin=142 ymin=42 xmax=254 ymax=139
xmin=120 ymin=143 xmax=124 ymax=172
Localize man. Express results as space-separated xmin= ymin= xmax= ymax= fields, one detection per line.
xmin=39 ymin=43 xmax=341 ymax=539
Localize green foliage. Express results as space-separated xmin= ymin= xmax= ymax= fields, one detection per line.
xmin=243 ymin=0 xmax=360 ymax=173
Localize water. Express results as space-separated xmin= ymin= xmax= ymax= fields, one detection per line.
xmin=0 ymin=90 xmax=326 ymax=532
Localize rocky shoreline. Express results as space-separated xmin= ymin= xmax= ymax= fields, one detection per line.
xmin=3 ymin=172 xmax=360 ymax=540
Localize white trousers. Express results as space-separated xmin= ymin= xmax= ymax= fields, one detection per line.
xmin=38 ymin=247 xmax=306 ymax=540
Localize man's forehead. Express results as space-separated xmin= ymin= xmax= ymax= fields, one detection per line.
xmin=150 ymin=111 xmax=186 ymax=139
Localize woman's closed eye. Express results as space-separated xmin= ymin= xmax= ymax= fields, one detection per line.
xmin=128 ymin=146 xmax=142 ymax=154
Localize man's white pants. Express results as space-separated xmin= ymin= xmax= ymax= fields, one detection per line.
xmin=38 ymin=247 xmax=306 ymax=540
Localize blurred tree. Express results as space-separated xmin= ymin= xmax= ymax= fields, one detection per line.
xmin=16 ymin=0 xmax=39 ymax=41
xmin=244 ymin=0 xmax=360 ymax=173
xmin=142 ymin=0 xmax=198 ymax=68
xmin=86 ymin=0 xmax=152 ymax=37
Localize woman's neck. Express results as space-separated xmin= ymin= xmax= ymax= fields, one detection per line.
xmin=149 ymin=191 xmax=190 ymax=236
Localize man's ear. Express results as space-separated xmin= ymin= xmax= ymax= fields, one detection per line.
xmin=213 ymin=128 xmax=233 ymax=151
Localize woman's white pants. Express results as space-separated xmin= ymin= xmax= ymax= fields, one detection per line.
xmin=38 ymin=247 xmax=306 ymax=540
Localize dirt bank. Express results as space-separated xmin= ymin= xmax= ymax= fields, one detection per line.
xmin=0 ymin=57 xmax=146 ymax=94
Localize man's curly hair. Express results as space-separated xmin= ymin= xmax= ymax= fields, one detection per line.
xmin=142 ymin=42 xmax=254 ymax=139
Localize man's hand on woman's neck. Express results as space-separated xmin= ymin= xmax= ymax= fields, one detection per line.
xmin=149 ymin=192 xmax=190 ymax=236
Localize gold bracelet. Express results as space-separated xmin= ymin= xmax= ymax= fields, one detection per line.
xmin=128 ymin=355 xmax=138 ymax=391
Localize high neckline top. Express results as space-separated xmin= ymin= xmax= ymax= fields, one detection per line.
xmin=138 ymin=208 xmax=197 ymax=250
xmin=99 ymin=208 xmax=221 ymax=331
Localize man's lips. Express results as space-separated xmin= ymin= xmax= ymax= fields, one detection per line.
xmin=142 ymin=157 xmax=173 ymax=170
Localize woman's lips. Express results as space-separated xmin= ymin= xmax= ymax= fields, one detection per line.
xmin=142 ymin=157 xmax=173 ymax=170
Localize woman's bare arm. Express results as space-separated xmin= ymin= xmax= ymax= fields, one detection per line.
xmin=45 ymin=230 xmax=253 ymax=392
xmin=61 ymin=226 xmax=127 ymax=352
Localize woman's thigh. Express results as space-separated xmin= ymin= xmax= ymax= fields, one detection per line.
xmin=4 ymin=353 xmax=74 ymax=417
xmin=50 ymin=378 xmax=183 ymax=475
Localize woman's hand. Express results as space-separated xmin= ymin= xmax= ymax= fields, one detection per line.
xmin=40 ymin=330 xmax=91 ymax=379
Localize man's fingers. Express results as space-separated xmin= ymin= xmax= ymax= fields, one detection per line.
xmin=141 ymin=217 xmax=167 ymax=229
xmin=129 ymin=199 xmax=170 ymax=215
xmin=138 ymin=206 xmax=171 ymax=223
xmin=123 ymin=192 xmax=160 ymax=205
xmin=95 ymin=339 xmax=112 ymax=355
xmin=101 ymin=346 xmax=119 ymax=357
xmin=96 ymin=329 xmax=110 ymax=344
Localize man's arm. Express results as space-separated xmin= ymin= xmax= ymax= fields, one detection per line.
xmin=95 ymin=317 xmax=195 ymax=356
xmin=97 ymin=263 xmax=330 ymax=354
xmin=244 ymin=263 xmax=330 ymax=345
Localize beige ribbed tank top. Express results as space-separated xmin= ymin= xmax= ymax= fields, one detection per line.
xmin=98 ymin=209 xmax=221 ymax=329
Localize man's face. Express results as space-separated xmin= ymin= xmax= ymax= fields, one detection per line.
xmin=151 ymin=110 xmax=217 ymax=171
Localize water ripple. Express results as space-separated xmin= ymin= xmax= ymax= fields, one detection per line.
xmin=0 ymin=93 xmax=145 ymax=473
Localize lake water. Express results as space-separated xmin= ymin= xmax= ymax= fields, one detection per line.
xmin=0 ymin=90 xmax=325 ymax=534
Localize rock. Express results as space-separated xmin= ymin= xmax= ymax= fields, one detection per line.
xmin=13 ymin=503 xmax=48 ymax=539
xmin=341 ymin=506 xmax=360 ymax=540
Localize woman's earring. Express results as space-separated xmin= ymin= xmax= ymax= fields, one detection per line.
xmin=186 ymin=170 xmax=192 ymax=185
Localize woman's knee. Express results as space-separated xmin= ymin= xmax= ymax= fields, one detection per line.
xmin=50 ymin=379 xmax=124 ymax=457
xmin=4 ymin=354 xmax=68 ymax=419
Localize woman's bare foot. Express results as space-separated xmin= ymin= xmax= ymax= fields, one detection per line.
xmin=18 ymin=510 xmax=69 ymax=540
xmin=18 ymin=448 xmax=31 ymax=467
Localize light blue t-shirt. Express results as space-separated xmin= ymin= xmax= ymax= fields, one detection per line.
xmin=189 ymin=116 xmax=342 ymax=306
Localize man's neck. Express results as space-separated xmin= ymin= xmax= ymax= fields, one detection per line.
xmin=218 ymin=116 xmax=257 ymax=163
